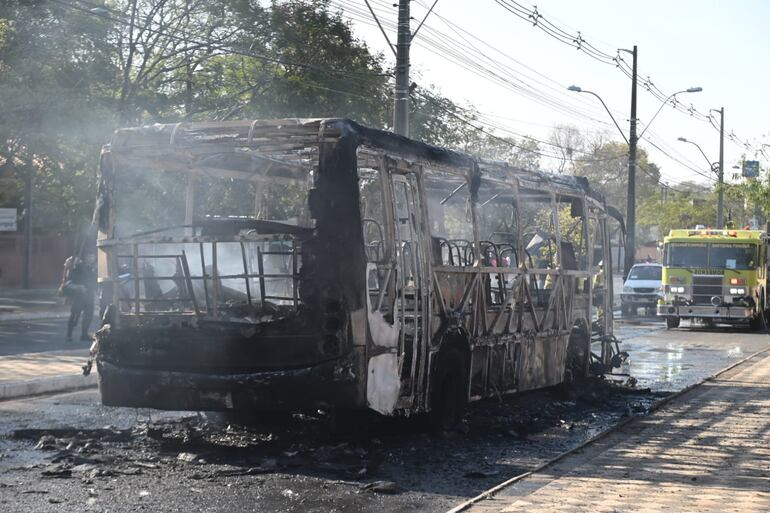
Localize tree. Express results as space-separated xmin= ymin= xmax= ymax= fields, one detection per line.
xmin=637 ymin=186 xmax=716 ymax=240
xmin=5 ymin=0 xmax=653 ymax=241
xmin=549 ymin=124 xmax=584 ymax=174
xmin=573 ymin=141 xmax=662 ymax=217
xmin=0 ymin=0 xmax=116 ymax=234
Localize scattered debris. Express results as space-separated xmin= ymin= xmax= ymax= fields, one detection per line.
xmin=34 ymin=435 xmax=58 ymax=451
xmin=132 ymin=461 xmax=159 ymax=469
xmin=360 ymin=480 xmax=399 ymax=494
xmin=177 ymin=452 xmax=199 ymax=463
xmin=463 ymin=469 xmax=501 ymax=479
xmin=40 ymin=464 xmax=72 ymax=479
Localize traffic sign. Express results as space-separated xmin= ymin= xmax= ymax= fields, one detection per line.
xmin=743 ymin=160 xmax=760 ymax=178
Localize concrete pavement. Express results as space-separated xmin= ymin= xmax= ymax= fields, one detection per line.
xmin=0 ymin=289 xmax=97 ymax=400
xmin=457 ymin=348 xmax=770 ymax=513
xmin=0 ymin=349 xmax=95 ymax=400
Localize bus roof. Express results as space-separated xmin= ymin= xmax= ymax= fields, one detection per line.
xmin=664 ymin=229 xmax=764 ymax=243
xmin=104 ymin=118 xmax=613 ymax=211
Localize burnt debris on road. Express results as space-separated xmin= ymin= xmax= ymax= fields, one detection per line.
xmin=0 ymin=379 xmax=660 ymax=513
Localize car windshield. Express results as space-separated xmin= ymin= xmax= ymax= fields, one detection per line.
xmin=667 ymin=243 xmax=708 ymax=268
xmin=628 ymin=266 xmax=661 ymax=280
xmin=708 ymin=243 xmax=756 ymax=270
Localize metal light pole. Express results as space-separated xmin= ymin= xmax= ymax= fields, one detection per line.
xmin=22 ymin=169 xmax=32 ymax=289
xmin=678 ymin=135 xmax=722 ymax=227
xmin=567 ymin=74 xmax=701 ymax=278
xmin=677 ymin=137 xmax=716 ymax=171
xmin=711 ymin=107 xmax=725 ymax=228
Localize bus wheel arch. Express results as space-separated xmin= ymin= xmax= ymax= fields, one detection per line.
xmin=431 ymin=331 xmax=470 ymax=432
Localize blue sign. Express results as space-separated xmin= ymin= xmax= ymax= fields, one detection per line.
xmin=743 ymin=160 xmax=760 ymax=178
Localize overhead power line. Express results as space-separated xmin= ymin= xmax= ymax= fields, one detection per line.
xmin=491 ymin=0 xmax=763 ymax=155
xmin=331 ymin=0 xmax=620 ymax=129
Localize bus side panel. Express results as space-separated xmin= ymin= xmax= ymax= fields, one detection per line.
xmin=516 ymin=333 xmax=569 ymax=392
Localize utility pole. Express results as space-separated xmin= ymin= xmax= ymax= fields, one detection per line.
xmin=716 ymin=107 xmax=724 ymax=228
xmin=22 ymin=167 xmax=32 ymax=289
xmin=393 ymin=0 xmax=411 ymax=136
xmin=624 ymin=45 xmax=638 ymax=279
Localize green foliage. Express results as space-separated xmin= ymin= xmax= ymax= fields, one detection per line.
xmin=574 ymin=141 xmax=661 ymax=216
xmin=0 ymin=0 xmax=711 ymax=254
xmin=637 ymin=187 xmax=717 ymax=239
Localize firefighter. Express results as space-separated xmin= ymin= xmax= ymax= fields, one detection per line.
xmin=62 ymin=253 xmax=97 ymax=342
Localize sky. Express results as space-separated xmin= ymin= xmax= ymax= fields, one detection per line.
xmin=329 ymin=0 xmax=770 ymax=189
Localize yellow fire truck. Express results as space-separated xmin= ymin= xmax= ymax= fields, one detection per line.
xmin=657 ymin=229 xmax=768 ymax=329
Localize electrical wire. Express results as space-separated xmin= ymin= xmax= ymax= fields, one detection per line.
xmin=331 ymin=0 xmax=621 ymax=128
xmin=490 ymin=0 xmax=764 ymax=155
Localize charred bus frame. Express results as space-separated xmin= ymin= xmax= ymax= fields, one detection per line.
xmin=91 ymin=118 xmax=623 ymax=423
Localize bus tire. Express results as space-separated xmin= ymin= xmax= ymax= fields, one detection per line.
xmin=666 ymin=317 xmax=680 ymax=329
xmin=431 ymin=348 xmax=468 ymax=433
xmin=566 ymin=322 xmax=590 ymax=382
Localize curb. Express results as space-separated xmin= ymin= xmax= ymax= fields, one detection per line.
xmin=0 ymin=373 xmax=97 ymax=401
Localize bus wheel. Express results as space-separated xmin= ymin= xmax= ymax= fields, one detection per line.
xmin=666 ymin=317 xmax=680 ymax=329
xmin=566 ymin=324 xmax=590 ymax=382
xmin=431 ymin=349 xmax=468 ymax=433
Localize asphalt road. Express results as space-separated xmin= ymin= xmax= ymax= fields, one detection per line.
xmin=0 ymin=320 xmax=768 ymax=513
xmin=0 ymin=319 xmax=92 ymax=356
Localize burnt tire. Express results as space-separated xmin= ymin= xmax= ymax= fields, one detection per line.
xmin=566 ymin=325 xmax=590 ymax=382
xmin=431 ymin=349 xmax=468 ymax=433
xmin=666 ymin=317 xmax=680 ymax=329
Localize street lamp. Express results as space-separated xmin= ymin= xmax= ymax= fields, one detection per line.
xmin=638 ymin=87 xmax=702 ymax=139
xmin=677 ymin=136 xmax=722 ymax=228
xmin=567 ymin=82 xmax=701 ymax=279
xmin=677 ymin=137 xmax=717 ymax=174
xmin=567 ymin=86 xmax=629 ymax=144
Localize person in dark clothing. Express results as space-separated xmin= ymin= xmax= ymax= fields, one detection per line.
xmin=64 ymin=254 xmax=96 ymax=342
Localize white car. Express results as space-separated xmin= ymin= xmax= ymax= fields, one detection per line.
xmin=621 ymin=263 xmax=663 ymax=316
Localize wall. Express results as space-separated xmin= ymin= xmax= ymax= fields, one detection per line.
xmin=0 ymin=234 xmax=73 ymax=288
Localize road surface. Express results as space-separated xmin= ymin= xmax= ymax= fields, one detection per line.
xmin=0 ymin=318 xmax=767 ymax=512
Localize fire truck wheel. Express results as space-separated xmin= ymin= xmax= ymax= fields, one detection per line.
xmin=666 ymin=317 xmax=680 ymax=329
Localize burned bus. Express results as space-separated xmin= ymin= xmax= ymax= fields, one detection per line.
xmin=91 ymin=118 xmax=622 ymax=427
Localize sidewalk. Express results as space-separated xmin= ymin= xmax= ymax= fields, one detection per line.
xmin=0 ymin=349 xmax=96 ymax=400
xmin=0 ymin=288 xmax=70 ymax=321
xmin=459 ymin=349 xmax=770 ymax=513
